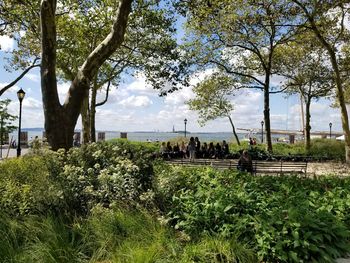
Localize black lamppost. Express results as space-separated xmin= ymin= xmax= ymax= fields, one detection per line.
xmin=329 ymin=122 xmax=332 ymax=139
xmin=261 ymin=120 xmax=264 ymax=143
xmin=17 ymin=88 xmax=25 ymax=157
xmin=184 ymin=118 xmax=187 ymax=138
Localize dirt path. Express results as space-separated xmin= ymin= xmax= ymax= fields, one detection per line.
xmin=307 ymin=162 xmax=350 ymax=177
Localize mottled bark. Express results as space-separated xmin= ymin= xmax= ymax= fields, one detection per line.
xmin=90 ymin=79 xmax=98 ymax=142
xmin=40 ymin=0 xmax=133 ymax=150
xmin=40 ymin=0 xmax=72 ymax=150
xmin=81 ymin=94 xmax=90 ymax=144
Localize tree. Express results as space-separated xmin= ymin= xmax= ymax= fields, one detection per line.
xmin=187 ymin=73 xmax=241 ymax=145
xmin=51 ymin=0 xmax=183 ymax=143
xmin=0 ymin=99 xmax=17 ymax=152
xmin=291 ymin=0 xmax=350 ymax=162
xmin=39 ymin=0 xmax=134 ymax=150
xmin=1 ymin=0 xmax=186 ymax=149
xmin=178 ymin=0 xmax=300 ymax=152
xmin=275 ymin=38 xmax=334 ymax=151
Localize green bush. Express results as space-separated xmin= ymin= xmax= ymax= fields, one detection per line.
xmin=156 ymin=165 xmax=350 ymax=262
xmin=0 ymin=156 xmax=61 ymax=216
xmin=308 ymin=139 xmax=345 ymax=161
xmin=0 ymin=140 xmax=158 ymax=217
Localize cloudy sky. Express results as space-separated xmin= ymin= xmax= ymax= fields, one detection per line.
xmin=0 ymin=34 xmax=343 ymax=134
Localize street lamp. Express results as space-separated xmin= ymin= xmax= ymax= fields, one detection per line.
xmin=329 ymin=122 xmax=332 ymax=139
xmin=17 ymin=88 xmax=25 ymax=157
xmin=184 ymin=118 xmax=187 ymax=138
xmin=261 ymin=120 xmax=264 ymax=143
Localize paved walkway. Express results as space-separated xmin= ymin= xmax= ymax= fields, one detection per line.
xmin=0 ymin=147 xmax=29 ymax=159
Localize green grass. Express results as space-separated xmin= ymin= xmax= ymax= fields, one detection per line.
xmin=0 ymin=207 xmax=255 ymax=263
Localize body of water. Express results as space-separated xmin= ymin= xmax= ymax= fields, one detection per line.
xmin=6 ymin=129 xmax=299 ymax=144
xmin=9 ymin=130 xmax=248 ymax=143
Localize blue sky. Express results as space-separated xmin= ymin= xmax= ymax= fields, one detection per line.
xmin=0 ymin=32 xmax=343 ymax=134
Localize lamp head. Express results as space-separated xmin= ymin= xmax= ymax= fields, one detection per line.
xmin=261 ymin=120 xmax=264 ymax=126
xmin=17 ymin=88 xmax=25 ymax=102
xmin=184 ymin=118 xmax=187 ymax=124
xmin=329 ymin=122 xmax=332 ymax=128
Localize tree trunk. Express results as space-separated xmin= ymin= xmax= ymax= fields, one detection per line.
xmin=264 ymin=46 xmax=273 ymax=152
xmin=41 ymin=0 xmax=73 ymax=150
xmin=90 ymin=82 xmax=97 ymax=142
xmin=40 ymin=0 xmax=133 ymax=150
xmin=228 ymin=115 xmax=240 ymax=145
xmin=305 ymin=95 xmax=311 ymax=153
xmin=81 ymin=93 xmax=91 ymax=144
xmin=263 ymin=84 xmax=273 ymax=152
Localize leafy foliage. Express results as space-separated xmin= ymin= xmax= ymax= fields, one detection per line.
xmin=156 ymin=165 xmax=350 ymax=262
xmin=0 ymin=99 xmax=17 ymax=144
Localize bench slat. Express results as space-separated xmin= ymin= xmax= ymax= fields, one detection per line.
xmin=166 ymin=159 xmax=307 ymax=175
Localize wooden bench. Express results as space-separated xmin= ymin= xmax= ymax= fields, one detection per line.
xmin=165 ymin=158 xmax=307 ymax=176
xmin=253 ymin=160 xmax=307 ymax=175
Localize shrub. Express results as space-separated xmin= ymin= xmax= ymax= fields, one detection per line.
xmin=0 ymin=156 xmax=61 ymax=216
xmin=155 ymin=165 xmax=350 ymax=262
xmin=47 ymin=141 xmax=157 ymax=215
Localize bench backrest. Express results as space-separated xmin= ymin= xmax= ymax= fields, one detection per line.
xmin=166 ymin=159 xmax=307 ymax=174
xmin=253 ymin=161 xmax=307 ymax=174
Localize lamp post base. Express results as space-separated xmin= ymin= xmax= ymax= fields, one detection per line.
xmin=17 ymin=148 xmax=21 ymax=157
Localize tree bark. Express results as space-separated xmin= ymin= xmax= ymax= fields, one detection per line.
xmin=81 ymin=93 xmax=90 ymax=144
xmin=90 ymin=80 xmax=98 ymax=142
xmin=41 ymin=0 xmax=73 ymax=150
xmin=40 ymin=0 xmax=133 ymax=150
xmin=305 ymin=95 xmax=311 ymax=153
xmin=264 ymin=43 xmax=274 ymax=152
xmin=228 ymin=115 xmax=240 ymax=145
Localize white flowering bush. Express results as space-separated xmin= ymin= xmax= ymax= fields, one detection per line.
xmin=0 ymin=141 xmax=157 ymax=216
xmin=50 ymin=141 xmax=156 ymax=215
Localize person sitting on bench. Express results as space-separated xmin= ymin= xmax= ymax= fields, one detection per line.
xmin=237 ymin=150 xmax=253 ymax=173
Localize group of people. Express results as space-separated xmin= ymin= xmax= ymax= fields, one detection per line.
xmin=160 ymin=137 xmax=231 ymax=161
xmin=160 ymin=137 xmax=254 ymax=173
xmin=249 ymin=137 xmax=257 ymax=147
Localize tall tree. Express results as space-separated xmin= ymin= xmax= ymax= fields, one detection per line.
xmin=1 ymin=0 xmax=186 ymax=149
xmin=40 ymin=0 xmax=133 ymax=150
xmin=178 ymin=0 xmax=300 ymax=152
xmin=187 ymin=73 xmax=241 ymax=145
xmin=275 ymin=39 xmax=334 ymax=151
xmin=291 ymin=0 xmax=350 ymax=162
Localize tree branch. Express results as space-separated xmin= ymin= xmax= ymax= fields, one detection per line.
xmin=209 ymin=59 xmax=265 ymax=86
xmin=0 ymin=58 xmax=40 ymax=96
xmin=96 ymin=80 xmax=112 ymax=107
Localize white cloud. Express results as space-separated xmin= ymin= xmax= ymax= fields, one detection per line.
xmin=0 ymin=35 xmax=15 ymax=52
xmin=119 ymin=95 xmax=153 ymax=108
xmin=125 ymin=75 xmax=158 ymax=96
xmin=23 ymin=97 xmax=42 ymax=110
xmin=25 ymin=73 xmax=40 ymax=82
xmin=164 ymin=85 xmax=194 ymax=106
xmin=97 ymin=84 xmax=129 ymax=105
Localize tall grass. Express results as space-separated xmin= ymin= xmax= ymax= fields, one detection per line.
xmin=0 ymin=207 xmax=256 ymax=262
